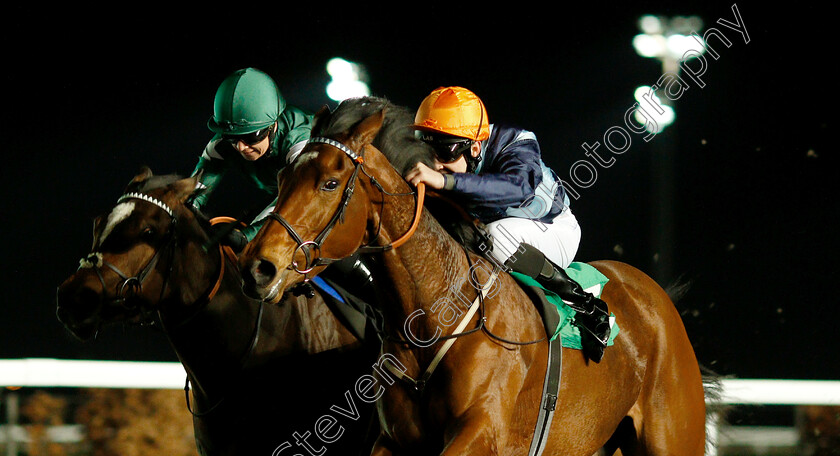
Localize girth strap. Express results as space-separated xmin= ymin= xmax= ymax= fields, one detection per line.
xmin=528 ymin=336 xmax=563 ymax=456
xmin=382 ymin=269 xmax=498 ymax=392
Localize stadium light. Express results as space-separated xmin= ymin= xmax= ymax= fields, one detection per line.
xmin=326 ymin=57 xmax=370 ymax=102
xmin=631 ymin=14 xmax=705 ymax=286
xmin=633 ymin=86 xmax=675 ymax=133
xmin=631 ymin=14 xmax=705 ymax=132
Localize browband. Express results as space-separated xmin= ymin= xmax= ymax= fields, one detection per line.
xmin=118 ymin=192 xmax=175 ymax=219
xmin=308 ymin=137 xmax=364 ymax=164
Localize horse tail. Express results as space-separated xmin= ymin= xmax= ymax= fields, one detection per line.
xmin=701 ymin=366 xmax=731 ymax=454
xmin=663 ymin=273 xmax=692 ymax=304
xmin=663 ymin=274 xmax=729 ymax=453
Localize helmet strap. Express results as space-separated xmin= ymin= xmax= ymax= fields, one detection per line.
xmin=466 ymin=142 xmax=483 ymax=174
xmin=267 ymin=122 xmax=279 ymax=150
xmin=474 ymin=99 xmax=485 ymax=141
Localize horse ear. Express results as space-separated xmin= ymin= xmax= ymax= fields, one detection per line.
xmin=312 ymin=104 xmax=331 ymax=135
xmin=125 ymin=166 xmax=153 ymax=192
xmin=91 ymin=215 xmax=104 ymax=251
xmin=315 ymin=105 xmax=331 ymax=119
xmin=171 ymin=172 xmax=203 ymax=203
xmin=133 ymin=166 xmax=153 ymax=183
xmin=353 ymin=109 xmax=385 ymax=147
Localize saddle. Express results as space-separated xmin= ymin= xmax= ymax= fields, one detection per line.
xmin=299 ymin=274 xmax=383 ymax=345
xmin=509 ymin=264 xmax=618 ymax=348
xmin=423 ymin=192 xmax=618 ymax=350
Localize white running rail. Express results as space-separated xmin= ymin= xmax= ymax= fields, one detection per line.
xmin=0 ymin=358 xmax=186 ymax=389
xmin=2 ymin=359 xmax=839 ymax=454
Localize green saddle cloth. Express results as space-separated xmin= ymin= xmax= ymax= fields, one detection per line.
xmin=509 ymin=262 xmax=620 ymax=349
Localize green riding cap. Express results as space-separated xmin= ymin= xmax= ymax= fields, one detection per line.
xmin=207 ymin=68 xmax=287 ymax=135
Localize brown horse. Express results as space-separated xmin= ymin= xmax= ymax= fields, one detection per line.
xmin=238 ymin=97 xmax=708 ymax=455
xmin=55 ymin=168 xmax=380 ymax=456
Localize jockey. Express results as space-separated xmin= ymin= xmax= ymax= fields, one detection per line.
xmin=189 ymin=68 xmax=381 ymax=330
xmin=190 ymin=67 xmax=313 ymax=249
xmin=407 ymin=86 xmax=610 ymax=362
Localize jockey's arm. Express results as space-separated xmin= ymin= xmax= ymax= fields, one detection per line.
xmin=190 ymin=139 xmax=228 ymax=211
xmin=448 ymin=140 xmax=544 ymax=209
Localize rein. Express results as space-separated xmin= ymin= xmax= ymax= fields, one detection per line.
xmin=181 ymin=217 xmax=267 ymax=417
xmin=266 ymin=137 xmax=424 ymax=281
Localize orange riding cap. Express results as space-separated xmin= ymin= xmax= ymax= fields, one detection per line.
xmin=413 ymin=86 xmax=490 ymax=141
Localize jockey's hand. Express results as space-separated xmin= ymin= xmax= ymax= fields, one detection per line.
xmin=406 ymin=162 xmax=446 ymax=190
xmin=210 ymin=222 xmax=248 ymax=254
xmin=224 ymin=228 xmax=248 ymax=254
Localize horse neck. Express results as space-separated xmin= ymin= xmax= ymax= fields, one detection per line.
xmin=163 ymin=221 xmax=358 ymax=396
xmin=266 ymin=293 xmax=362 ymax=356
xmin=158 ymin=216 xmax=229 ymax=327
xmin=158 ymin=219 xmax=262 ymax=388
xmin=367 ymin=164 xmax=476 ymax=329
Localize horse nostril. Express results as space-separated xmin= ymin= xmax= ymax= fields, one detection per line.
xmin=250 ymin=258 xmax=277 ymax=287
xmin=56 ymin=284 xmax=101 ymax=325
xmin=75 ymin=287 xmax=101 ymax=312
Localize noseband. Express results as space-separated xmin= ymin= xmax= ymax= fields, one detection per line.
xmin=266 ymin=137 xmax=425 ymax=281
xmin=267 ymin=137 xmax=365 ymax=277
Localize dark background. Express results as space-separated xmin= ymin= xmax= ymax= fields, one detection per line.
xmin=1 ymin=4 xmax=835 ymax=381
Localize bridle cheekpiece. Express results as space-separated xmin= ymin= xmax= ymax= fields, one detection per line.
xmin=265 ymin=136 xmax=425 ymax=284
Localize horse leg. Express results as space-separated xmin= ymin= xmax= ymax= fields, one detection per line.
xmin=622 ymin=325 xmax=706 ymax=454
xmin=632 ymin=356 xmax=706 ymax=452
xmin=602 ymin=416 xmax=640 ymax=455
xmin=594 ymin=449 xmax=625 ymax=456
xmin=370 ymin=444 xmax=394 ymax=456
xmin=590 ymin=261 xmax=706 ymax=455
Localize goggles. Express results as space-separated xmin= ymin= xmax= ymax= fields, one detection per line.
xmin=419 ymin=133 xmax=473 ymax=163
xmin=223 ymin=127 xmax=272 ymax=146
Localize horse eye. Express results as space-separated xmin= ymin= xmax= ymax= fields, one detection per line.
xmin=321 ymin=179 xmax=340 ymax=191
xmin=141 ymin=227 xmax=156 ymax=241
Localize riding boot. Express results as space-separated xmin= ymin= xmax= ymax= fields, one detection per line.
xmin=505 ymin=243 xmax=611 ymax=363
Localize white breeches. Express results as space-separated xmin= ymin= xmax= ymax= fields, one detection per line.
xmin=485 ymin=209 xmax=581 ymax=268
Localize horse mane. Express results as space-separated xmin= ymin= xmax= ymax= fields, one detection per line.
xmin=128 ymin=173 xmax=184 ymax=193
xmin=312 ymin=96 xmax=436 ymax=175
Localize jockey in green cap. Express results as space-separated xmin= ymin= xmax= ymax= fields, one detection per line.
xmin=191 ymin=67 xmax=314 ymax=247
xmin=189 ymin=68 xmax=383 ymax=334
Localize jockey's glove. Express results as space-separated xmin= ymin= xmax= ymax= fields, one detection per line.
xmin=223 ymin=228 xmax=248 ymax=254
xmin=207 ymin=221 xmax=249 ymax=254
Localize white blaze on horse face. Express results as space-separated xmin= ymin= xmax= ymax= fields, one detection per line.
xmin=292 ymin=150 xmax=320 ymax=170
xmin=98 ymin=201 xmax=136 ymax=248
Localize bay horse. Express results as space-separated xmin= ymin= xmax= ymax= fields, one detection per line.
xmin=55 ymin=168 xmax=380 ymax=456
xmin=238 ymin=97 xmax=708 ymax=455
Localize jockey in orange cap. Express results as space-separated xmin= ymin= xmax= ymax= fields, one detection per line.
xmin=407 ymin=86 xmax=610 ymax=362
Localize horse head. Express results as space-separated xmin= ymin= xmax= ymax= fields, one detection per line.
xmin=56 ymin=167 xmax=208 ymax=340
xmin=239 ymin=97 xmax=428 ymax=304
xmin=55 ymin=165 xmax=385 ymax=455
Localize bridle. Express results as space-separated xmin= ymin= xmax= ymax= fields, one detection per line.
xmin=79 ymin=192 xmax=232 ymax=329
xmin=80 ymin=192 xmax=262 ymax=416
xmin=81 ymin=192 xmax=179 ymax=315
xmin=266 ymin=136 xmax=424 ymax=281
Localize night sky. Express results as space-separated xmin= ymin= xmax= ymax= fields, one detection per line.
xmin=2 ymin=5 xmax=835 ymax=382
